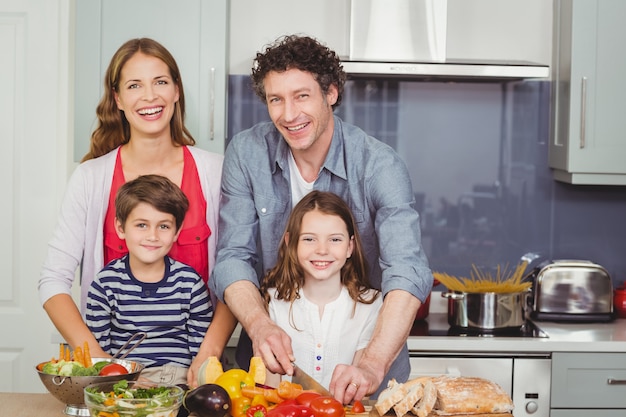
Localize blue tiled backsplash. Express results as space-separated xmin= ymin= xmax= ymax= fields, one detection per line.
xmin=228 ymin=75 xmax=626 ymax=287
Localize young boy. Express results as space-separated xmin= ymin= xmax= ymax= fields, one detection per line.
xmin=86 ymin=174 xmax=213 ymax=385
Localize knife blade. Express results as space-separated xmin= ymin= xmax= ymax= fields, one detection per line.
xmin=291 ymin=363 xmax=332 ymax=396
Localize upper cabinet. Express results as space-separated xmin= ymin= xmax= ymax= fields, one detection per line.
xmin=550 ymin=0 xmax=626 ymax=185
xmin=74 ymin=0 xmax=228 ymax=159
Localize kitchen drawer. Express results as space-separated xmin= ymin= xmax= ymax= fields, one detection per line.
xmin=552 ymin=352 xmax=626 ymax=408
xmin=551 ymin=411 xmax=625 ymax=417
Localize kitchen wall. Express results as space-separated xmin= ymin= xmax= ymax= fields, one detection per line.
xmin=227 ymin=76 xmax=626 ymax=286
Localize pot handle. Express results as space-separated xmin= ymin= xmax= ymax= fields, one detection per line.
xmin=441 ymin=292 xmax=465 ymax=300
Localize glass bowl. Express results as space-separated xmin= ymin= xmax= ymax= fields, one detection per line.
xmin=84 ymin=380 xmax=184 ymax=417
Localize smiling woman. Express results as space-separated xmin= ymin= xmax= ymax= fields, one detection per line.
xmin=37 ymin=37 xmax=231 ymax=388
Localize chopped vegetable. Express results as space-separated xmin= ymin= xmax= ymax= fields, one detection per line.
xmin=277 ymin=381 xmax=304 ymax=400
xmin=86 ymin=380 xmax=180 ymax=417
xmin=40 ymin=359 xmax=112 ymax=376
xmin=241 ymin=386 xmax=283 ymax=405
xmin=198 ymin=356 xmax=225 ymax=385
xmin=249 ymin=357 xmax=267 ymax=385
xmin=350 ymin=400 xmax=365 ymax=414
xmin=84 ymin=342 xmax=92 ymax=367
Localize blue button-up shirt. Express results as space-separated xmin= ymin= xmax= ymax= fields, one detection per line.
xmin=210 ymin=116 xmax=432 ymax=302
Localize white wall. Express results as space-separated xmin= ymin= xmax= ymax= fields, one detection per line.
xmin=229 ymin=0 xmax=350 ymax=74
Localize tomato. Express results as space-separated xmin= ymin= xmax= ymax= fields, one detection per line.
xmin=98 ymin=363 xmax=129 ymax=376
xmin=351 ymin=400 xmax=365 ymax=414
xmin=215 ymin=369 xmax=256 ymax=399
xmin=309 ymin=396 xmax=345 ymax=417
xmin=295 ymin=392 xmax=322 ymax=408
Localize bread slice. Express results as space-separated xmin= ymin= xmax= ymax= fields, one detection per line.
xmin=411 ymin=379 xmax=437 ymax=417
xmin=430 ymin=376 xmax=514 ymax=415
xmin=375 ymin=379 xmax=408 ymax=416
xmin=392 ymin=382 xmax=424 ymax=417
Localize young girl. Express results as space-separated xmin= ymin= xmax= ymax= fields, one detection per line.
xmin=260 ymin=190 xmax=382 ymax=389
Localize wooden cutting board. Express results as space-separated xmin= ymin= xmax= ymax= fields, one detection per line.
xmin=367 ymin=411 xmax=512 ymax=417
xmin=345 ymin=403 xmax=513 ymax=417
xmin=362 ymin=409 xmax=512 ymax=417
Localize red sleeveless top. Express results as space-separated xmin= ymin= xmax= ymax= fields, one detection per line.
xmin=103 ymin=146 xmax=211 ymax=284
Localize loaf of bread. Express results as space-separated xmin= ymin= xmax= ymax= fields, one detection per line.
xmin=374 ymin=375 xmax=514 ymax=416
xmin=412 ymin=380 xmax=436 ymax=417
xmin=430 ymin=376 xmax=514 ymax=415
xmin=375 ymin=379 xmax=408 ymax=416
xmin=393 ymin=382 xmax=423 ymax=417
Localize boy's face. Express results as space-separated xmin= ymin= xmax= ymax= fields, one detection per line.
xmin=115 ymin=202 xmax=180 ymax=270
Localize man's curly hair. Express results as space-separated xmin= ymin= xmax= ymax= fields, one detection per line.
xmin=251 ymin=35 xmax=347 ymax=110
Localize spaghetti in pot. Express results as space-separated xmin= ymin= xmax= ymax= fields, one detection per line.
xmin=434 ymin=262 xmax=532 ymax=293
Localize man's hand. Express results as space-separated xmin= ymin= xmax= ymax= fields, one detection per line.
xmin=224 ymin=281 xmax=295 ymax=375
xmin=329 ymin=362 xmax=382 ymax=404
xmin=330 ymin=290 xmax=421 ymax=403
xmin=249 ymin=319 xmax=295 ymax=375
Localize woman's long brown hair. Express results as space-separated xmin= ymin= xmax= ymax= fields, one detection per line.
xmin=81 ymin=38 xmax=195 ymax=162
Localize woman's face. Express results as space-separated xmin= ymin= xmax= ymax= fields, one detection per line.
xmin=297 ymin=209 xmax=354 ymax=285
xmin=114 ymin=52 xmax=179 ymax=140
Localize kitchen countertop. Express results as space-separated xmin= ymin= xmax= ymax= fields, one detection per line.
xmin=408 ymin=292 xmax=626 ymax=353
xmin=0 ymin=392 xmax=67 ymax=417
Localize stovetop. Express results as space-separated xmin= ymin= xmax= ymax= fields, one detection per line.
xmin=410 ymin=313 xmax=549 ymax=338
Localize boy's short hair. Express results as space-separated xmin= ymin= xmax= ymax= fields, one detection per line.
xmin=115 ymin=174 xmax=189 ymax=230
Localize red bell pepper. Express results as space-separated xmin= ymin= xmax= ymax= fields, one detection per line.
xmin=267 ymin=403 xmax=315 ymax=417
xmin=247 ymin=404 xmax=268 ymax=417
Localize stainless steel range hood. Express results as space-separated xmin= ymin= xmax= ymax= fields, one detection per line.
xmin=342 ymin=0 xmax=550 ymax=80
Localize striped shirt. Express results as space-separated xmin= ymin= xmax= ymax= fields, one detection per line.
xmin=86 ymin=255 xmax=213 ymax=368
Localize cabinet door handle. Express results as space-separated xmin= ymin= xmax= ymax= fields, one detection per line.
xmin=607 ymin=378 xmax=626 ymax=385
xmin=579 ymin=76 xmax=587 ymax=149
xmin=209 ymin=67 xmax=215 ymax=141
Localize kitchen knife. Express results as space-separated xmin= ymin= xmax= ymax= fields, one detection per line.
xmin=291 ymin=363 xmax=332 ymax=396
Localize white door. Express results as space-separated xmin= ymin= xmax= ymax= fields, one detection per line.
xmin=0 ymin=0 xmax=72 ymax=392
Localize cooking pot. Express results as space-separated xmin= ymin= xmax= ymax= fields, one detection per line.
xmin=442 ymin=290 xmax=530 ymax=330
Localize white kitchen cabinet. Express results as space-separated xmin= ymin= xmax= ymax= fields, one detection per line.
xmin=74 ymin=0 xmax=228 ymax=159
xmin=551 ymin=352 xmax=626 ymax=414
xmin=549 ymin=0 xmax=626 ymax=185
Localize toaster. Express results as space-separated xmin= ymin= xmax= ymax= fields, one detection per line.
xmin=529 ymin=259 xmax=614 ymax=322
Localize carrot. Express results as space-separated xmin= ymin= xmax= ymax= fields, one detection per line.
xmin=277 ymin=380 xmax=304 ymax=400
xmin=64 ymin=345 xmax=71 ymax=362
xmin=83 ymin=342 xmax=92 ymax=367
xmin=74 ymin=346 xmax=84 ymax=366
xmin=241 ymin=386 xmax=283 ymax=405
xmin=59 ymin=344 xmax=64 ymax=362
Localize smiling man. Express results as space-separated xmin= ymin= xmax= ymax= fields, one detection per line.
xmin=206 ymin=35 xmax=433 ymax=403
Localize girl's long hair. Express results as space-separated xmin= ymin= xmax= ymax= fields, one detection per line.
xmin=261 ymin=191 xmax=378 ymax=307
xmin=82 ymin=38 xmax=195 ymax=162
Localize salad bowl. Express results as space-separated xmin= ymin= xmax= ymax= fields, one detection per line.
xmin=84 ymin=380 xmax=184 ymax=417
xmin=36 ymin=357 xmax=144 ymax=416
